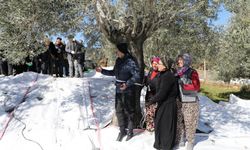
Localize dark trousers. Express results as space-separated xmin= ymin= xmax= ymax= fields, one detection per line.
xmin=54 ymin=58 xmax=63 ymax=77
xmin=63 ymin=59 xmax=69 ymax=77
xmin=1 ymin=61 xmax=8 ymax=75
xmin=115 ymin=92 xmax=135 ymax=133
xmin=0 ymin=60 xmax=3 ymax=74
xmin=41 ymin=61 xmax=52 ymax=75
xmin=35 ymin=61 xmax=42 ymax=73
xmin=7 ymin=62 xmax=13 ymax=75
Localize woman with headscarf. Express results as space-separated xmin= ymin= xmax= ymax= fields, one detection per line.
xmin=144 ymin=56 xmax=161 ymax=132
xmin=146 ymin=56 xmax=178 ymax=150
xmin=175 ymin=53 xmax=200 ymax=150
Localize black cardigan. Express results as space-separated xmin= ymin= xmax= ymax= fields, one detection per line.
xmin=149 ymin=70 xmax=178 ymax=104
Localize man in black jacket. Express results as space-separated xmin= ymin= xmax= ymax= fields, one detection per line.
xmin=54 ymin=37 xmax=65 ymax=77
xmin=44 ymin=39 xmax=55 ymax=75
xmin=96 ymin=43 xmax=140 ymax=141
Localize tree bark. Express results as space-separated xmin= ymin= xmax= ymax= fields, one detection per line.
xmin=129 ymin=40 xmax=145 ymax=128
xmin=203 ymin=59 xmax=207 ymax=83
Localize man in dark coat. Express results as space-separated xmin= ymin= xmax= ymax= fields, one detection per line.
xmin=96 ymin=43 xmax=140 ymax=141
xmin=43 ymin=39 xmax=55 ymax=75
xmin=146 ymin=57 xmax=178 ymax=150
xmin=54 ymin=37 xmax=65 ymax=77
xmin=35 ymin=51 xmax=48 ymax=74
xmin=48 ymin=40 xmax=59 ymax=76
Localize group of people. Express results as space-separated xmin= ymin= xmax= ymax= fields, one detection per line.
xmin=96 ymin=43 xmax=200 ymax=150
xmin=1 ymin=40 xmax=199 ymax=149
xmin=145 ymin=54 xmax=200 ymax=150
xmin=0 ymin=35 xmax=85 ymax=78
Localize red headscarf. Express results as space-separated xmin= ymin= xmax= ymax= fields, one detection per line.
xmin=151 ymin=57 xmax=161 ymax=64
xmin=150 ymin=56 xmax=161 ymax=80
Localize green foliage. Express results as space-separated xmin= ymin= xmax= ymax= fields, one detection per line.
xmin=217 ymin=0 xmax=250 ymax=81
xmin=240 ymin=85 xmax=250 ymax=93
xmin=0 ymin=0 xmax=222 ymax=68
xmin=201 ymin=82 xmax=237 ymax=102
xmin=95 ymin=0 xmax=220 ymax=71
xmin=201 ymin=82 xmax=250 ymax=102
xmin=143 ymin=2 xmax=220 ymax=66
xmin=0 ymin=0 xmax=88 ymax=64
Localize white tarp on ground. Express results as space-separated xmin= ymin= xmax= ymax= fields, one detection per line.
xmin=0 ymin=72 xmax=250 ymax=150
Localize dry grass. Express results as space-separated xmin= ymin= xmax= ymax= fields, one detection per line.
xmin=200 ymin=81 xmax=250 ymax=103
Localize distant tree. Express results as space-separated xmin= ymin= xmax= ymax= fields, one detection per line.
xmin=217 ymin=0 xmax=250 ymax=81
xmin=93 ymin=0 xmax=220 ymax=126
xmin=0 ymin=0 xmax=87 ymax=64
xmin=94 ymin=0 xmax=220 ymax=76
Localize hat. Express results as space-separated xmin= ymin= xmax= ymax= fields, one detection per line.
xmin=151 ymin=56 xmax=161 ymax=64
xmin=116 ymin=43 xmax=128 ymax=54
xmin=67 ymin=35 xmax=74 ymax=39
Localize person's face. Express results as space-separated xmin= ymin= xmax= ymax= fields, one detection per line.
xmin=45 ymin=41 xmax=50 ymax=48
xmin=68 ymin=38 xmax=73 ymax=42
xmin=177 ymin=57 xmax=184 ymax=67
xmin=157 ymin=63 xmax=166 ymax=72
xmin=56 ymin=39 xmax=61 ymax=45
xmin=116 ymin=50 xmax=125 ymax=58
xmin=152 ymin=61 xmax=158 ymax=71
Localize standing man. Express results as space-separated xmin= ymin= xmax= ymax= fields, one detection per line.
xmin=73 ymin=40 xmax=84 ymax=78
xmin=96 ymin=43 xmax=140 ymax=141
xmin=55 ymin=37 xmax=65 ymax=77
xmin=65 ymin=35 xmax=76 ymax=77
xmin=65 ymin=35 xmax=84 ymax=77
xmin=44 ymin=38 xmax=56 ymax=76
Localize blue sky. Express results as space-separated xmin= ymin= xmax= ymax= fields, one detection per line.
xmin=51 ymin=32 xmax=84 ymax=44
xmin=211 ymin=4 xmax=232 ymax=26
xmin=51 ymin=4 xmax=232 ymax=43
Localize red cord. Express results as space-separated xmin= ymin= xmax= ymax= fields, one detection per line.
xmin=0 ymin=73 xmax=39 ymax=140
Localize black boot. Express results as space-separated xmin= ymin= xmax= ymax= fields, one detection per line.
xmin=126 ymin=130 xmax=133 ymax=141
xmin=116 ymin=132 xmax=126 ymax=141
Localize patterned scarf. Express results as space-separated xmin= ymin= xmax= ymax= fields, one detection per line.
xmin=176 ymin=53 xmax=192 ymax=77
xmin=176 ymin=66 xmax=189 ymax=77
